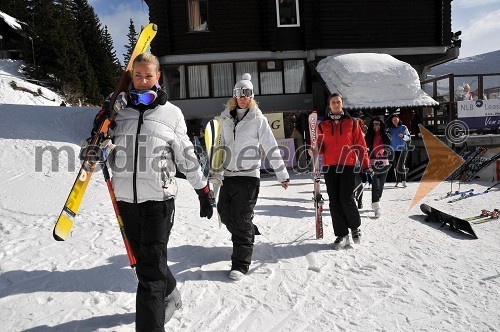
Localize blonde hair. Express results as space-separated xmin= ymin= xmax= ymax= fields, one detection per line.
xmin=133 ymin=53 xmax=160 ymax=72
xmin=225 ymin=97 xmax=258 ymax=110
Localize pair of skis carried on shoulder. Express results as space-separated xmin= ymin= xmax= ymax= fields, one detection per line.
xmin=52 ymin=23 xmax=158 ymax=277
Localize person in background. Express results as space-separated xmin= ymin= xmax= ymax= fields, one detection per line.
xmin=387 ymin=114 xmax=411 ymax=187
xmin=462 ymin=84 xmax=473 ymax=101
xmin=213 ymin=73 xmax=290 ymax=281
xmin=89 ymin=53 xmax=214 ymax=332
xmin=317 ymin=93 xmax=370 ymax=250
xmin=365 ymin=117 xmax=392 ymax=217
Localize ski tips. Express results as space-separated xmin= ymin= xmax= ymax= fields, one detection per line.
xmin=53 ymin=213 xmax=73 ymax=241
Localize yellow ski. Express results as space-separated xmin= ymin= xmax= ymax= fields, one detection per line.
xmin=204 ymin=119 xmax=223 ymax=227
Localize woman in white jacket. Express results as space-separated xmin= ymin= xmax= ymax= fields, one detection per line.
xmin=91 ymin=53 xmax=214 ymax=331
xmin=215 ymin=74 xmax=289 ymax=281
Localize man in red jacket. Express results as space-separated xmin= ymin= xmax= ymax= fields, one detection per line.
xmin=318 ymin=93 xmax=370 ymax=250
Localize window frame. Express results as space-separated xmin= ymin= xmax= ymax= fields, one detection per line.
xmin=162 ymin=59 xmax=307 ymax=100
xmin=187 ymin=0 xmax=209 ymax=32
xmin=276 ymin=0 xmax=300 ymax=28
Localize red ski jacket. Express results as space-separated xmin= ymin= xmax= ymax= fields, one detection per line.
xmin=318 ymin=116 xmax=369 ymax=169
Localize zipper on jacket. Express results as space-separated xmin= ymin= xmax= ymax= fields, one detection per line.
xmin=133 ymin=111 xmax=145 ymax=203
xmin=232 ymin=109 xmax=250 ymax=140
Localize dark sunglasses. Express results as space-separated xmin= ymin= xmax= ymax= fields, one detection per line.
xmin=129 ymin=90 xmax=158 ymax=105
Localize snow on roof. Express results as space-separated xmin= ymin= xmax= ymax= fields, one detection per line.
xmin=316 ymin=53 xmax=438 ymax=109
xmin=0 ymin=10 xmax=24 ymax=30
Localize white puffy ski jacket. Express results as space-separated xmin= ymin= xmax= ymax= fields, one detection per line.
xmin=218 ymin=107 xmax=289 ymax=182
xmin=108 ymin=101 xmax=205 ymax=203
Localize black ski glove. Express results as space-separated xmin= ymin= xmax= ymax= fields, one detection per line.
xmin=79 ymin=136 xmax=114 ymax=163
xmin=91 ymin=92 xmax=127 ymax=136
xmin=195 ymin=185 xmax=215 ymax=219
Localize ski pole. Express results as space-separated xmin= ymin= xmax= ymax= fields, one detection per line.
xmin=101 ymin=163 xmax=138 ymax=281
xmin=485 ymin=181 xmax=500 ymax=192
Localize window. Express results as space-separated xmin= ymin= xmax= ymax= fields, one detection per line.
xmin=284 ymin=60 xmax=305 ymax=93
xmin=164 ymin=59 xmax=308 ymax=100
xmin=276 ymin=0 xmax=300 ymax=27
xmin=211 ymin=63 xmax=233 ymax=97
xmin=163 ymin=65 xmax=186 ymax=99
xmin=188 ymin=0 xmax=208 ymax=31
xmin=260 ymin=60 xmax=283 ymax=95
xmin=187 ymin=65 xmax=209 ymax=98
xmin=235 ymin=62 xmax=260 ymax=95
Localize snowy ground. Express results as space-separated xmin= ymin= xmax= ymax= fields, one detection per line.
xmin=0 ymin=105 xmax=499 ymax=332
xmin=0 ymin=59 xmax=65 ymax=106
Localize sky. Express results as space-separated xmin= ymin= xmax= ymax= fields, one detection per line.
xmin=89 ymin=0 xmax=500 ymax=65
xmin=452 ymin=0 xmax=500 ymax=58
xmin=89 ymin=0 xmax=149 ymax=65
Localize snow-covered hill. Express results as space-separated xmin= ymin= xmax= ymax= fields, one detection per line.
xmin=0 ymin=59 xmax=65 ymax=106
xmin=429 ymin=50 xmax=500 ymax=76
xmin=1 ymin=59 xmax=500 ymax=331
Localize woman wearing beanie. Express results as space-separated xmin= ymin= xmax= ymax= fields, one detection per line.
xmin=364 ymin=117 xmax=392 ymax=217
xmin=213 ymin=73 xmax=290 ymax=281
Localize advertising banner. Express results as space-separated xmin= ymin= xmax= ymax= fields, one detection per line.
xmin=457 ymin=99 xmax=500 ymax=129
xmin=263 ymin=113 xmax=285 ymax=139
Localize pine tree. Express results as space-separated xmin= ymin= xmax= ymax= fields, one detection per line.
xmin=70 ymin=0 xmax=121 ymax=103
xmin=53 ymin=0 xmax=100 ymax=104
xmin=123 ymin=19 xmax=138 ymax=66
xmin=102 ymin=26 xmax=122 ymax=78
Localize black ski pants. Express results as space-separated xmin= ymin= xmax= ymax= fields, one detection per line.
xmin=371 ymin=164 xmax=390 ymax=203
xmin=323 ymin=165 xmax=361 ymax=237
xmin=217 ymin=176 xmax=260 ymax=274
xmin=118 ymin=199 xmax=176 ymax=332
xmin=393 ymin=150 xmax=408 ymax=183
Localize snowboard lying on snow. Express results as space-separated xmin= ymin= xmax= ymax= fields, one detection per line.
xmin=420 ymin=203 xmax=478 ymax=239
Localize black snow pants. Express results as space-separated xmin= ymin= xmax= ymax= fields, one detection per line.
xmin=323 ymin=165 xmax=361 ymax=237
xmin=217 ymin=176 xmax=260 ymax=274
xmin=118 ymin=199 xmax=176 ymax=332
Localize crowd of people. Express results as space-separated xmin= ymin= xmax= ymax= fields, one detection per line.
xmin=85 ymin=52 xmax=413 ymax=331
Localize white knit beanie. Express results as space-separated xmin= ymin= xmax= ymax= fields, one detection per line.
xmin=233 ymin=73 xmax=254 ymax=97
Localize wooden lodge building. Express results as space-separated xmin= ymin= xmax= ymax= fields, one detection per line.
xmin=143 ymin=0 xmax=499 ymax=181
xmin=144 ymin=0 xmax=460 ymax=122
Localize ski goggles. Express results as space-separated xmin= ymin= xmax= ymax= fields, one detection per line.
xmin=233 ymin=88 xmax=254 ymax=98
xmin=129 ymin=90 xmax=158 ymax=105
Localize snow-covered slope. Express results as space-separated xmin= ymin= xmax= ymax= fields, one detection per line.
xmin=1 ymin=60 xmax=500 ymax=331
xmin=0 ymin=59 xmax=65 ymax=106
xmin=430 ymin=50 xmax=500 ymax=76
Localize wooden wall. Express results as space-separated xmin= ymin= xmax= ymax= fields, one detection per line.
xmin=145 ymin=0 xmax=453 ymax=58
